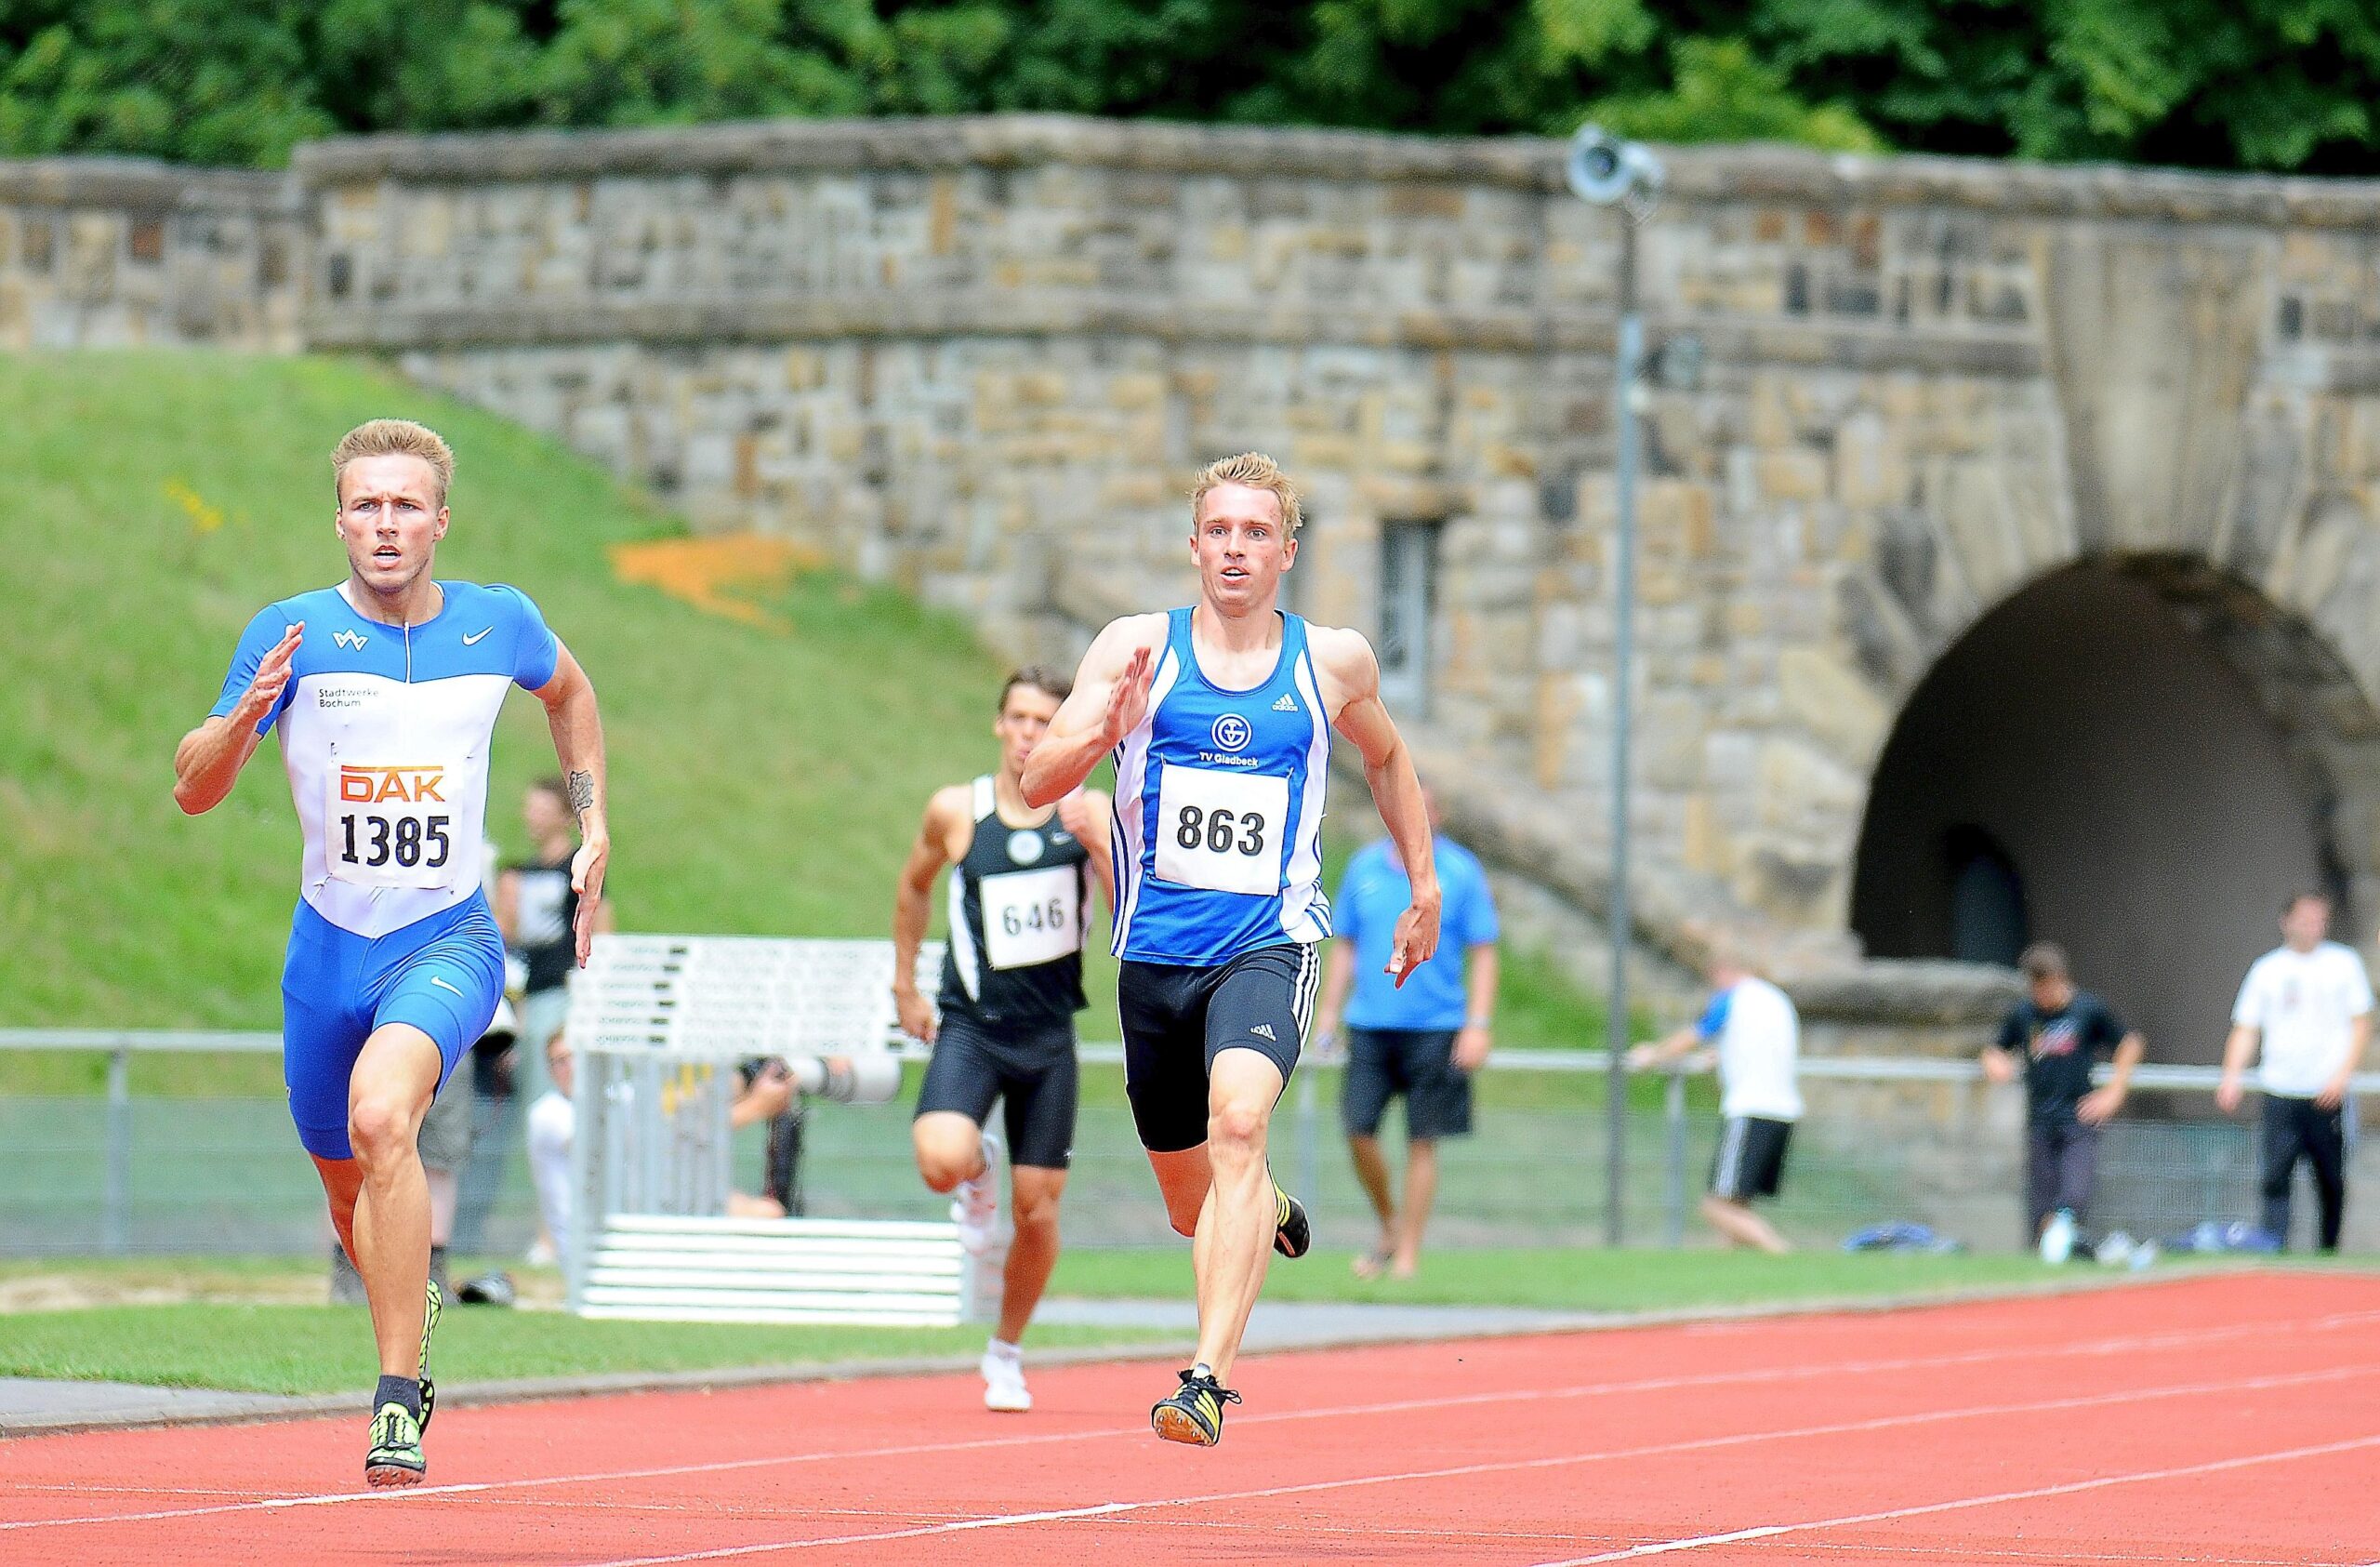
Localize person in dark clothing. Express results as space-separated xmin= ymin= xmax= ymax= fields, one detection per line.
xmin=892 ymin=669 xmax=1115 ymax=1413
xmin=1982 ymin=941 xmax=2145 ymax=1258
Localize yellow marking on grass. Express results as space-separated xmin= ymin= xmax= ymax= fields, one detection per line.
xmin=608 ymin=534 xmax=823 ymax=631
xmin=165 ymin=479 xmax=225 ymax=535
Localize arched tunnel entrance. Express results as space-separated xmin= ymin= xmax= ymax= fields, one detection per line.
xmin=1851 ymin=559 xmax=2380 ymax=1063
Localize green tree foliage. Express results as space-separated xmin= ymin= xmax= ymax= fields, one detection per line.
xmin=3 ymin=0 xmax=2379 ymax=172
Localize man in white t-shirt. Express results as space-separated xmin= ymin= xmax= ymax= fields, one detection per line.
xmin=1632 ymin=944 xmax=1802 ymax=1254
xmin=2219 ymin=891 xmax=2372 ymax=1252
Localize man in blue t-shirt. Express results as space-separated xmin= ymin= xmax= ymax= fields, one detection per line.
xmin=1313 ymin=787 xmax=1500 ymax=1279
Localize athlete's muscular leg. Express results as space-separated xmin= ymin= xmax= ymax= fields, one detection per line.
xmin=343 ymin=1025 xmax=443 ymax=1379
xmin=1191 ymin=1047 xmax=1284 ymax=1383
xmin=913 ymin=1112 xmax=987 ymax=1191
xmin=1147 ymin=1144 xmax=1211 ymax=1237
xmin=1146 ymin=1144 xmax=1214 ymax=1349
xmin=999 ymin=1166 xmax=1068 ymax=1343
xmin=313 ymin=1153 xmax=365 ymax=1262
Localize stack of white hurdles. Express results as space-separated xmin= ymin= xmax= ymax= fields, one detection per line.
xmin=563 ymin=934 xmax=999 ymax=1327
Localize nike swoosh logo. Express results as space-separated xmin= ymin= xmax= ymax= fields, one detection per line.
xmin=462 ymin=627 xmax=495 ymax=645
xmin=429 ymin=976 xmax=465 ymax=997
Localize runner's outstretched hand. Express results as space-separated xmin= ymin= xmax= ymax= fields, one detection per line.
xmin=1385 ymin=898 xmax=1441 ymax=989
xmin=1100 ymin=645 xmax=1155 ymax=748
xmin=234 ymin=622 xmax=304 ymax=727
xmin=572 ymin=835 xmax=609 ymax=967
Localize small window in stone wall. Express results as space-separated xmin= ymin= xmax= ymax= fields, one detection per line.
xmin=1378 ymin=520 xmax=1440 ymax=717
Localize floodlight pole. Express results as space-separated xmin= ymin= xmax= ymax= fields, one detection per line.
xmin=1604 ymin=206 xmax=1644 ymax=1248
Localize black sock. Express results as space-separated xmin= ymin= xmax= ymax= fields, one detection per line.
xmin=374 ymin=1374 xmax=421 ymax=1420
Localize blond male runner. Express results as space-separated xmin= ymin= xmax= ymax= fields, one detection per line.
xmin=1023 ymin=453 xmax=1440 ymax=1446
xmin=892 ymin=669 xmax=1116 ymax=1412
xmin=174 ymin=420 xmax=608 ymax=1487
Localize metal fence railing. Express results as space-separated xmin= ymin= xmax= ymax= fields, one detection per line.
xmin=2 ymin=1029 xmax=2373 ymax=1258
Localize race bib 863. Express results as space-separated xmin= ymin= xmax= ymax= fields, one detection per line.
xmin=1153 ymin=764 xmax=1289 ymax=896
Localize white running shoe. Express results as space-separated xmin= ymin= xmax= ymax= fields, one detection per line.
xmin=2039 ymin=1208 xmax=2077 ymax=1266
xmin=952 ymin=1127 xmax=1003 ymax=1255
xmin=981 ymin=1340 xmax=1031 ymax=1413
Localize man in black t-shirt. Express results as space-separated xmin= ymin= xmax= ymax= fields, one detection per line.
xmin=1982 ymin=941 xmax=2146 ymax=1255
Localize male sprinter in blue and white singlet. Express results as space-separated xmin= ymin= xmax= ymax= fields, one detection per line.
xmin=173 ymin=420 xmax=609 ymax=1487
xmin=1024 ymin=453 xmax=1440 ymax=1445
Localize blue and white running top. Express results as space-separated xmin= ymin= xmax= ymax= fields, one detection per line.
xmin=1111 ymin=608 xmax=1331 ymax=965
xmin=211 ymin=580 xmax=560 ymax=940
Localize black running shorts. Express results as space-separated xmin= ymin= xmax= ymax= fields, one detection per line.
xmin=1709 ymin=1115 xmax=1792 ymax=1202
xmin=1117 ymin=943 xmax=1321 ymax=1153
xmin=913 ymin=1013 xmax=1079 ymax=1170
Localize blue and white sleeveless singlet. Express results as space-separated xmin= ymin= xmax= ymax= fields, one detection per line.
xmin=211 ymin=579 xmax=557 ymax=1158
xmin=1111 ymin=608 xmax=1331 ymax=965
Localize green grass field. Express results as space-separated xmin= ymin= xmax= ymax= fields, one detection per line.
xmin=0 ymin=351 xmax=1003 ymax=1029
xmin=0 ymin=349 xmax=1644 ymax=1071
xmin=1051 ymin=1246 xmax=2095 ymax=1311
xmin=0 ymin=1306 xmax=1168 ymax=1396
xmin=0 ymin=1247 xmax=2162 ymax=1393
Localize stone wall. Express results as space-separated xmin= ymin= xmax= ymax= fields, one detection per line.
xmin=275 ymin=117 xmax=2380 ymax=1008
xmin=20 ymin=118 xmax=2380 ymax=1076
xmin=0 ymin=160 xmax=300 ymax=350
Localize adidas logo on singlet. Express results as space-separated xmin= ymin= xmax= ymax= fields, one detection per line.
xmin=1272 ymin=693 xmax=1298 ymax=711
xmin=1250 ymin=1023 xmax=1276 ymax=1041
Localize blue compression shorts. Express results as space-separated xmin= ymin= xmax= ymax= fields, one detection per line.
xmin=281 ymin=892 xmax=507 ymax=1160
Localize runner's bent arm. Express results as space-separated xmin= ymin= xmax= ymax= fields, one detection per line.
xmin=1313 ymin=940 xmax=1356 ymax=1047
xmin=174 ymin=619 xmax=303 ymax=815
xmin=530 ymin=641 xmax=609 ymax=965
xmin=1019 ymin=615 xmax=1166 ymax=807
xmin=1315 ymin=627 xmax=1440 ymax=984
xmin=892 ymin=789 xmax=967 ymax=1044
xmin=1062 ymin=787 xmax=1119 ymax=917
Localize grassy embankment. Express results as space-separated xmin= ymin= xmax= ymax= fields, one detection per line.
xmin=0 ymin=350 xmax=1653 ymax=1103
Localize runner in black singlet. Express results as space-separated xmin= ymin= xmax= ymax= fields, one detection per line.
xmin=892 ymin=668 xmax=1115 ymax=1413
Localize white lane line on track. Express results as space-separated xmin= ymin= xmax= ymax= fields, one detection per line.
xmin=567 ymin=1361 xmax=2380 ymax=1567
xmin=1797 ymin=1543 xmax=2312 ymax=1566
xmin=1526 ymin=1431 xmax=2380 ymax=1565
xmin=7 ymin=1305 xmax=2376 ymax=1535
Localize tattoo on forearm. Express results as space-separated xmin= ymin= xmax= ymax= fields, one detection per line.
xmin=567 ymin=769 xmax=595 ymax=814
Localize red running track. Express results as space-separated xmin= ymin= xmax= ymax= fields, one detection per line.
xmin=3 ymin=1271 xmax=2377 ymax=1566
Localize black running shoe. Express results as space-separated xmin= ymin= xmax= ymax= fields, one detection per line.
xmin=417 ymin=1278 xmax=443 ymax=1432
xmin=1272 ymin=1183 xmax=1310 ymax=1259
xmin=1151 ymin=1367 xmax=1240 ymax=1447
